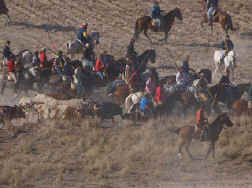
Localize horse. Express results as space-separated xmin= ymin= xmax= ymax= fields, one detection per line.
xmin=171 ymin=113 xmax=233 ymax=160
xmin=133 ymin=7 xmax=183 ymax=43
xmin=124 ymin=91 xmax=144 ymax=115
xmin=66 ymin=32 xmax=99 ymax=58
xmin=112 ymin=83 xmax=130 ymax=105
xmin=0 ymin=0 xmax=11 ymax=25
xmin=208 ymin=83 xmax=250 ymax=110
xmin=16 ymin=49 xmax=34 ymax=68
xmin=135 ymin=49 xmax=156 ymax=73
xmin=214 ymin=50 xmax=236 ymax=79
xmin=200 ymin=0 xmax=236 ymax=34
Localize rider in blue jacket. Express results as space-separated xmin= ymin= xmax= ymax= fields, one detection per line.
xmin=77 ymin=23 xmax=89 ymax=46
xmin=152 ymin=0 xmax=161 ymax=28
xmin=207 ymin=0 xmax=218 ymax=25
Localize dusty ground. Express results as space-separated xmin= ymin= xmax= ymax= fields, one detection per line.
xmin=0 ymin=0 xmax=252 ymax=187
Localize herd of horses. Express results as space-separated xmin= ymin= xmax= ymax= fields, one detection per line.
xmin=0 ymin=0 xmax=249 ymax=161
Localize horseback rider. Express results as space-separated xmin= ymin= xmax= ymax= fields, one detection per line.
xmin=175 ymin=65 xmax=191 ymax=92
xmin=155 ymin=80 xmax=165 ymax=105
xmin=126 ymin=38 xmax=137 ymax=61
xmin=196 ymin=108 xmax=209 ymax=141
xmin=191 ymin=72 xmax=209 ymax=102
xmin=82 ymin=45 xmax=95 ymax=69
xmin=206 ymin=0 xmax=218 ymax=26
xmin=2 ymin=40 xmax=13 ymax=67
xmin=145 ymin=68 xmax=158 ymax=97
xmin=95 ymin=52 xmax=106 ymax=80
xmin=122 ymin=59 xmax=138 ymax=92
xmin=62 ymin=60 xmax=74 ymax=86
xmin=77 ymin=23 xmax=89 ymax=47
xmin=32 ymin=51 xmax=40 ymax=67
xmin=220 ymin=34 xmax=234 ymax=63
xmin=7 ymin=54 xmax=17 ymax=83
xmin=39 ymin=48 xmax=48 ymax=69
xmin=152 ymin=0 xmax=161 ymax=29
xmin=139 ymin=93 xmax=153 ymax=118
xmin=56 ymin=50 xmax=66 ymax=68
xmin=218 ymin=70 xmax=234 ymax=106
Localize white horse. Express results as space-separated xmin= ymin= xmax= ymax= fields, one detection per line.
xmin=214 ymin=50 xmax=236 ymax=78
xmin=124 ymin=92 xmax=144 ymax=114
xmin=66 ymin=32 xmax=99 ymax=58
xmin=19 ymin=50 xmax=33 ymax=68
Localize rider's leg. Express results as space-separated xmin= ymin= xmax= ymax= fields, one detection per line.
xmin=156 ymin=18 xmax=161 ymax=27
xmin=221 ymin=50 xmax=228 ymax=63
xmin=207 ymin=7 xmax=214 ymax=26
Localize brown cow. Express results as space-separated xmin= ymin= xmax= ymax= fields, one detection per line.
xmin=0 ymin=105 xmax=26 ymax=136
xmin=0 ymin=0 xmax=11 ymax=24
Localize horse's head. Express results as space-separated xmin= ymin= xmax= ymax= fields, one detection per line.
xmin=174 ymin=7 xmax=183 ymax=22
xmin=218 ymin=113 xmax=233 ymax=127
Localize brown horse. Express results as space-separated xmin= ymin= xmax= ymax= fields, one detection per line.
xmin=0 ymin=0 xmax=11 ymax=24
xmin=172 ymin=113 xmax=233 ymax=160
xmin=201 ymin=0 xmax=236 ymax=34
xmin=133 ymin=7 xmax=183 ymax=43
xmin=113 ymin=84 xmax=130 ymax=105
xmin=232 ymin=99 xmax=252 ymax=116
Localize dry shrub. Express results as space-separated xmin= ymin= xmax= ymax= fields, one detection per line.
xmin=1 ymin=113 xmax=251 ymax=187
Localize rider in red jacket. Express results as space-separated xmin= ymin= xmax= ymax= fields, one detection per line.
xmin=95 ymin=55 xmax=105 ymax=80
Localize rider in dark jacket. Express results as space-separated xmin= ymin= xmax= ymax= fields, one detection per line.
xmin=126 ymin=38 xmax=137 ymax=61
xmin=218 ymin=70 xmax=234 ymax=106
xmin=3 ymin=40 xmax=13 ymax=61
xmin=221 ymin=35 xmax=234 ymax=51
xmin=77 ymin=23 xmax=89 ymax=46
xmin=220 ymin=35 xmax=234 ymax=63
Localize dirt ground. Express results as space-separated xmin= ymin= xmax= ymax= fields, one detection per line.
xmin=0 ymin=0 xmax=252 ymax=187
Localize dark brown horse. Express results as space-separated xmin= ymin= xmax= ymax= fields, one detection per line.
xmin=172 ymin=113 xmax=233 ymax=160
xmin=208 ymin=83 xmax=250 ymax=108
xmin=133 ymin=7 xmax=183 ymax=43
xmin=200 ymin=0 xmax=236 ymax=34
xmin=0 ymin=0 xmax=11 ymax=24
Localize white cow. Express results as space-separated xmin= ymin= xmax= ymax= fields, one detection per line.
xmin=214 ymin=50 xmax=236 ymax=78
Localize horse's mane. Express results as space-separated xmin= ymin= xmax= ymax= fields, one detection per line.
xmin=164 ymin=7 xmax=180 ymax=18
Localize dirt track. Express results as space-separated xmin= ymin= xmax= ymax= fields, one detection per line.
xmin=0 ymin=0 xmax=252 ymax=187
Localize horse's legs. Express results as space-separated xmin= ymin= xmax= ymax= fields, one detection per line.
xmin=212 ymin=142 xmax=216 ymax=159
xmin=185 ymin=140 xmax=193 ymax=159
xmin=178 ymin=139 xmax=185 ymax=159
xmin=164 ymin=31 xmax=168 ymax=43
xmin=143 ymin=29 xmax=152 ymax=43
xmin=205 ymin=141 xmax=213 ymax=160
